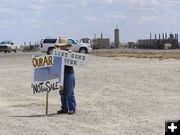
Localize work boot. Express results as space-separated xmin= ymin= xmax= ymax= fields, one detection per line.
xmin=57 ymin=110 xmax=68 ymax=114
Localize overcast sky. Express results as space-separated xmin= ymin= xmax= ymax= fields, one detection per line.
xmin=0 ymin=0 xmax=179 ymax=44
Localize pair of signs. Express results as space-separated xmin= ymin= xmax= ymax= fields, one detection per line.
xmin=32 ymin=49 xmax=87 ymax=94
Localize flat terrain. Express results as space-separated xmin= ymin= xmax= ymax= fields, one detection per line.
xmin=0 ymin=50 xmax=180 ymax=135
xmin=92 ymin=48 xmax=180 ymax=59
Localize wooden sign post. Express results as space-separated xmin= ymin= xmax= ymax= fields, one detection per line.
xmin=46 ymin=92 xmax=49 ymax=115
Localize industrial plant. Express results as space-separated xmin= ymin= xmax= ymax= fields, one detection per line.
xmin=81 ymin=29 xmax=179 ymax=50
xmin=128 ymin=33 xmax=179 ymax=49
xmin=81 ymin=28 xmax=120 ymax=50
xmin=20 ymin=28 xmax=179 ymax=51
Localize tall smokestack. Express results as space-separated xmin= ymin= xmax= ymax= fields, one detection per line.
xmin=162 ymin=33 xmax=164 ymax=40
xmin=177 ymin=34 xmax=178 ymax=40
xmin=101 ymin=33 xmax=103 ymax=39
xmin=114 ymin=28 xmax=120 ymax=48
xmin=175 ymin=34 xmax=178 ymax=40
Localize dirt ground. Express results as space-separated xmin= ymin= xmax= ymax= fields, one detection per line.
xmin=92 ymin=48 xmax=180 ymax=59
xmin=0 ymin=51 xmax=180 ymax=135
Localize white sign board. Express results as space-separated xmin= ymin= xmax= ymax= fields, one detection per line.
xmin=53 ymin=49 xmax=87 ymax=66
xmin=32 ymin=79 xmax=60 ymax=94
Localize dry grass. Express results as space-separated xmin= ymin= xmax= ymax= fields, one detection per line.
xmin=91 ymin=50 xmax=180 ymax=59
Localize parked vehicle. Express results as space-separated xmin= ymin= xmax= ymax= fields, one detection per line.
xmin=68 ymin=38 xmax=92 ymax=54
xmin=0 ymin=41 xmax=17 ymax=53
xmin=39 ymin=37 xmax=92 ymax=54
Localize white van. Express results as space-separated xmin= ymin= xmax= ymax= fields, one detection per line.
xmin=39 ymin=37 xmax=92 ymax=54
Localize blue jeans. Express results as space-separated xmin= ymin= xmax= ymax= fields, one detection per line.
xmin=59 ymin=73 xmax=76 ymax=112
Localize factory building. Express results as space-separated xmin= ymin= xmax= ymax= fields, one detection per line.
xmin=92 ymin=33 xmax=110 ymax=49
xmin=128 ymin=33 xmax=179 ymax=49
xmin=80 ymin=28 xmax=120 ymax=49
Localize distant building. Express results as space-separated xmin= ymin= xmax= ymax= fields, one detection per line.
xmin=92 ymin=33 xmax=110 ymax=49
xmin=128 ymin=42 xmax=136 ymax=48
xmin=129 ymin=33 xmax=179 ymax=49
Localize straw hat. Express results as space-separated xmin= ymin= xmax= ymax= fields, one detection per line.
xmin=55 ymin=37 xmax=72 ymax=47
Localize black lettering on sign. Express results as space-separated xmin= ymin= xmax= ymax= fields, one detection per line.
xmin=32 ymin=81 xmax=59 ymax=94
xmin=46 ymin=81 xmax=59 ymax=92
xmin=65 ymin=52 xmax=68 ymax=57
xmin=33 ymin=82 xmax=44 ymax=94
xmin=75 ymin=54 xmax=78 ymax=59
xmin=46 ymin=81 xmax=51 ymax=92
xmin=65 ymin=59 xmax=69 ymax=64
xmin=71 ymin=54 xmax=74 ymax=58
xmin=61 ymin=52 xmax=64 ymax=57
xmin=78 ymin=55 xmax=82 ymax=60
xmin=74 ymin=60 xmax=77 ymax=65
xmin=70 ymin=60 xmax=73 ymax=64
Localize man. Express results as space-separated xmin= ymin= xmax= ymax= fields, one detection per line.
xmin=55 ymin=37 xmax=76 ymax=115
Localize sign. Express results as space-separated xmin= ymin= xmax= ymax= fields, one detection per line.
xmin=32 ymin=79 xmax=60 ymax=94
xmin=32 ymin=55 xmax=54 ymax=68
xmin=32 ymin=55 xmax=64 ymax=94
xmin=53 ymin=49 xmax=87 ymax=66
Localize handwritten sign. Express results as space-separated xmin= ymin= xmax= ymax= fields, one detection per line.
xmin=32 ymin=79 xmax=60 ymax=94
xmin=32 ymin=55 xmax=64 ymax=94
xmin=32 ymin=55 xmax=54 ymax=68
xmin=53 ymin=49 xmax=87 ymax=66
